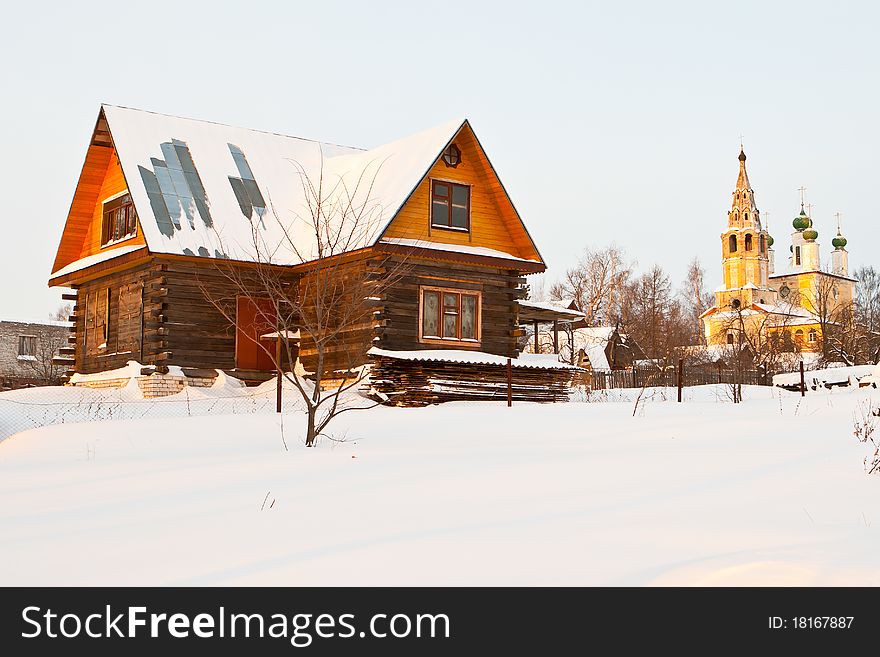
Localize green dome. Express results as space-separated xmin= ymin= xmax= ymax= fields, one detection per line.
xmin=832 ymin=234 xmax=847 ymax=249
xmin=803 ymin=228 xmax=818 ymax=241
xmin=767 ymin=234 xmax=774 ymax=247
xmin=793 ymin=210 xmax=810 ymax=231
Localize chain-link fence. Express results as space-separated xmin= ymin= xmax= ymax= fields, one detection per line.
xmin=0 ymin=383 xmax=310 ymax=442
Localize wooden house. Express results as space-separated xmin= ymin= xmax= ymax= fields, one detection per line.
xmin=49 ymin=106 xmax=576 ymax=400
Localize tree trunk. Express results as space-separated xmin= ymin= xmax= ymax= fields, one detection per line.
xmin=306 ymin=406 xmax=318 ymax=447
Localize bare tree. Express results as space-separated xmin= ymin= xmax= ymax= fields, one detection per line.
xmin=19 ymin=329 xmax=67 ymax=385
xmin=201 ymin=158 xmax=409 ymax=447
xmin=550 ymin=245 xmax=631 ymax=326
xmin=854 ymin=266 xmax=880 ymax=363
xmin=51 ymin=304 xmax=72 ymax=322
xmin=623 ymin=264 xmax=677 ymax=363
xmin=679 ymin=257 xmax=714 ymax=345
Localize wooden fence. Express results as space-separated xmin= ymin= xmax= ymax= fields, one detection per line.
xmin=584 ymin=365 xmax=772 ymax=391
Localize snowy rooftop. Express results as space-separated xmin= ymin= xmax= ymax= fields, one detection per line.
xmin=62 ymin=106 xmax=475 ymax=270
xmin=367 ymin=347 xmax=582 ymax=370
xmin=516 ymin=299 xmax=585 ymax=321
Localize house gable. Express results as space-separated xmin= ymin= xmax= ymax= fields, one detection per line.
xmin=379 ymin=122 xmax=542 ymax=263
xmin=51 ymin=112 xmax=147 ymax=275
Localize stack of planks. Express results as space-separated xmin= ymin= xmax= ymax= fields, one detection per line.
xmin=369 ymin=353 xmax=577 ymax=406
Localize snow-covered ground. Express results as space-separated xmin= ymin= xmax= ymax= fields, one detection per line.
xmin=0 ymin=383 xmax=877 ymax=586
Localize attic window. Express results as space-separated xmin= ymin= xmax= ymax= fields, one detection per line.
xmin=101 ymin=194 xmax=137 ymax=246
xmin=442 ymin=143 xmax=461 ymax=168
xmin=431 ymin=180 xmax=470 ymax=230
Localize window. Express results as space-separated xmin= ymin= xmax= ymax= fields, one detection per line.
xmin=431 ymin=180 xmax=470 ymax=230
xmin=731 ymin=298 xmax=741 ymax=310
xmin=442 ymin=143 xmax=461 ymax=168
xmin=101 ymin=194 xmax=137 ymax=246
xmin=18 ymin=335 xmax=37 ymax=357
xmin=744 ymin=213 xmax=749 ymax=223
xmin=794 ymin=329 xmax=804 ymax=345
xmin=808 ymin=328 xmax=817 ymax=343
xmin=726 ymin=333 xmax=735 ymax=345
xmin=745 ymin=234 xmax=753 ymax=251
xmin=729 ymin=234 xmax=737 ymax=253
xmin=420 ymin=287 xmax=480 ymax=343
xmin=795 ymin=246 xmax=801 ymax=266
xmin=759 ymin=234 xmax=766 ymax=253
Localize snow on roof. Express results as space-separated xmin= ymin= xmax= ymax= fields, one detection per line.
xmin=102 ymin=105 xmax=467 ymax=266
xmin=753 ymin=301 xmax=815 ymax=318
xmin=378 ymin=237 xmax=538 ymax=263
xmin=50 ymin=244 xmax=147 ymax=279
xmin=367 ymin=347 xmax=582 ymax=370
xmin=517 ymin=299 xmax=586 ymax=317
xmin=1 ymin=318 xmax=71 ymax=328
xmin=545 ymin=326 xmax=624 ymax=370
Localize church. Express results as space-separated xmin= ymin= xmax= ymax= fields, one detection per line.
xmin=700 ymin=148 xmax=855 ymax=356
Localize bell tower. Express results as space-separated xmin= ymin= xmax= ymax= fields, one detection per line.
xmin=715 ymin=148 xmax=776 ymax=311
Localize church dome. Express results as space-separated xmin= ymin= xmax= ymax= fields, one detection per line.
xmin=793 ymin=210 xmax=810 ymax=231
xmin=803 ymin=228 xmax=818 ymax=241
xmin=767 ymin=234 xmax=774 ymax=247
xmin=832 ymin=233 xmax=847 ymax=249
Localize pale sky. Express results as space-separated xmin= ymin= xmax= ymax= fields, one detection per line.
xmin=1 ymin=0 xmax=877 ymax=320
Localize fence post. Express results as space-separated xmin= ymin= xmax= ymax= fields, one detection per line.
xmin=506 ymin=358 xmax=512 ymax=407
xmin=276 ymin=334 xmax=282 ymax=413
xmin=677 ymin=358 xmax=683 ymax=403
xmin=799 ymin=360 xmax=805 ymax=397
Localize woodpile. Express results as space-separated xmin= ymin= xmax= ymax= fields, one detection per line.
xmin=369 ymin=353 xmax=577 ymax=406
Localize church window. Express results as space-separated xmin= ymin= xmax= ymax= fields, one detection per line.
xmin=745 ymin=234 xmax=753 ymax=251
xmin=808 ymin=328 xmax=817 ymax=343
xmin=729 ymin=235 xmax=737 ymax=253
xmin=726 ymin=333 xmax=735 ymax=345
xmin=759 ymin=234 xmax=766 ymax=253
xmin=795 ymin=246 xmax=801 ymax=266
xmin=744 ymin=213 xmax=749 ymax=223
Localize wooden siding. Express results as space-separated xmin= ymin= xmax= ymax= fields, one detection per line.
xmin=373 ymin=255 xmax=526 ymax=358
xmin=380 ymin=123 xmax=541 ymax=262
xmin=52 ymin=144 xmax=146 ymax=275
xmin=74 ymin=263 xmax=157 ymax=374
xmin=69 ymin=253 xmax=526 ymax=376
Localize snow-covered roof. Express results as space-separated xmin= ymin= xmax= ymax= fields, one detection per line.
xmin=379 ymin=237 xmax=539 ymax=263
xmin=367 ymin=347 xmax=582 ymax=370
xmin=50 ymin=244 xmax=147 ymax=279
xmin=98 ymin=105 xmax=469 ymax=266
xmin=516 ymin=299 xmax=586 ymax=321
xmin=770 ymin=269 xmax=856 ymax=282
xmin=0 ymin=318 xmax=71 ymax=328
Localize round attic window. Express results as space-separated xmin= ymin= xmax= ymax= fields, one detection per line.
xmin=731 ymin=298 xmax=741 ymax=309
xmin=442 ymin=143 xmax=461 ymax=168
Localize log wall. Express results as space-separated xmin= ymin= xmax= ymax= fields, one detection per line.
xmin=369 ymin=354 xmax=576 ymax=406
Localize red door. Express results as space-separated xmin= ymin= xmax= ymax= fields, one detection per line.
xmin=235 ymin=297 xmax=277 ymax=370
